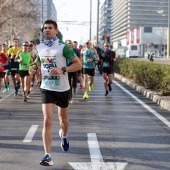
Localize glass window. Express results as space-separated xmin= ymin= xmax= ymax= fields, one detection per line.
xmin=144 ymin=27 xmax=152 ymax=33
xmin=131 ymin=45 xmax=137 ymax=50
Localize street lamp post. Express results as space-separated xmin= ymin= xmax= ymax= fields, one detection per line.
xmin=89 ymin=0 xmax=92 ymax=40
xmin=96 ymin=0 xmax=99 ymax=45
xmin=40 ymin=0 xmax=44 ymax=41
xmin=167 ymin=0 xmax=170 ymax=58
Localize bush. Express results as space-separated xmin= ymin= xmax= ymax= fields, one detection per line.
xmin=115 ymin=58 xmax=170 ymax=96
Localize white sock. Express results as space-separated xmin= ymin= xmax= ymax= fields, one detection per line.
xmin=45 ymin=153 xmax=51 ymax=157
xmin=61 ymin=130 xmax=67 ymax=138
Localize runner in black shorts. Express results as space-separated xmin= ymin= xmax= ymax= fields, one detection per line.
xmin=101 ymin=42 xmax=116 ymax=96
xmin=29 ymin=20 xmax=82 ymax=166
xmin=83 ymin=68 xmax=95 ymax=76
xmin=41 ymin=89 xmax=69 ymax=108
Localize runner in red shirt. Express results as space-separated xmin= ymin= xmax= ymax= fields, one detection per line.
xmin=0 ymin=52 xmax=8 ymax=94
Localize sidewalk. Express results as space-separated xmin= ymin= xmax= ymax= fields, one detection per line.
xmin=114 ymin=73 xmax=170 ymax=112
xmin=137 ymin=57 xmax=170 ymax=65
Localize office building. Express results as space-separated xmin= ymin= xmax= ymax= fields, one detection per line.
xmin=98 ymin=0 xmax=112 ymax=47
xmin=110 ymin=0 xmax=168 ymax=57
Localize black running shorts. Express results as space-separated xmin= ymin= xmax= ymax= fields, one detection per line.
xmin=19 ymin=70 xmax=30 ymax=78
xmin=83 ymin=68 xmax=95 ymax=76
xmin=41 ymin=89 xmax=69 ymax=108
xmin=0 ymin=72 xmax=5 ymax=78
xmin=102 ymin=67 xmax=114 ymax=74
xmin=11 ymin=70 xmax=18 ymax=77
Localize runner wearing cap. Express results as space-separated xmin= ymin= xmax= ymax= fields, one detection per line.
xmin=81 ymin=40 xmax=97 ymax=99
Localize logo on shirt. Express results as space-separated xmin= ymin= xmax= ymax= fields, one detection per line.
xmin=41 ymin=56 xmax=57 ymax=72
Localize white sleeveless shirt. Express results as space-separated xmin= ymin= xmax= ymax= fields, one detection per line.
xmin=37 ymin=39 xmax=76 ymax=92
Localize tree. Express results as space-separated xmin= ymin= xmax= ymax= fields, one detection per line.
xmin=0 ymin=0 xmax=40 ymax=44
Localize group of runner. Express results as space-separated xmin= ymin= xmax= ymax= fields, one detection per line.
xmin=0 ymin=38 xmax=116 ymax=101
xmin=0 ymin=39 xmax=41 ymax=101
xmin=0 ymin=19 xmax=116 ymax=166
xmin=64 ymin=39 xmax=116 ymax=101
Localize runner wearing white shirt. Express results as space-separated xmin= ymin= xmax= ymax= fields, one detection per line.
xmin=29 ymin=19 xmax=82 ymax=166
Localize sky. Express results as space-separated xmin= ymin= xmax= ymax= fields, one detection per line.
xmin=53 ymin=0 xmax=97 ymax=45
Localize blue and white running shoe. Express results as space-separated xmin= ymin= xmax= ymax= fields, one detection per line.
xmin=40 ymin=154 xmax=53 ymax=166
xmin=59 ymin=129 xmax=69 ymax=152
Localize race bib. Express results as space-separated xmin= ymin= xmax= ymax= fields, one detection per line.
xmin=22 ymin=64 xmax=27 ymax=69
xmin=103 ymin=62 xmax=109 ymax=67
xmin=42 ymin=76 xmax=60 ymax=88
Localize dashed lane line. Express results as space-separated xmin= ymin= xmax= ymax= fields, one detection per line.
xmin=23 ymin=125 xmax=39 ymax=142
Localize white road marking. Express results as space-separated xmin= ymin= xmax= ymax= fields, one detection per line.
xmin=0 ymin=93 xmax=13 ymax=103
xmin=114 ymin=80 xmax=170 ymax=128
xmin=87 ymin=133 xmax=104 ymax=163
xmin=23 ymin=125 xmax=39 ymax=142
xmin=69 ymin=133 xmax=127 ymax=170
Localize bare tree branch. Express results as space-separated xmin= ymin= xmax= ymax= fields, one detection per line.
xmin=0 ymin=0 xmax=40 ymax=42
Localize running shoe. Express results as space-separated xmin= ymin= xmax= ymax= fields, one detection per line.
xmin=26 ymin=95 xmax=30 ymax=99
xmin=14 ymin=89 xmax=18 ymax=96
xmin=24 ymin=97 xmax=27 ymax=102
xmin=83 ymin=92 xmax=89 ymax=99
xmin=88 ymin=81 xmax=94 ymax=91
xmin=7 ymin=84 xmax=11 ymax=91
xmin=105 ymin=90 xmax=109 ymax=96
xmin=40 ymin=154 xmax=53 ymax=166
xmin=59 ymin=129 xmax=69 ymax=152
xmin=3 ymin=88 xmax=8 ymax=93
xmin=108 ymin=83 xmax=112 ymax=91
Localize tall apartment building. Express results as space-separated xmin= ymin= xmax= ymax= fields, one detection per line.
xmin=37 ymin=0 xmax=57 ymax=25
xmin=111 ymin=0 xmax=168 ymax=47
xmin=98 ymin=0 xmax=112 ymax=47
xmin=35 ymin=0 xmax=57 ymax=41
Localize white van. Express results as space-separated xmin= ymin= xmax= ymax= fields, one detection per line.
xmin=126 ymin=44 xmax=140 ymax=58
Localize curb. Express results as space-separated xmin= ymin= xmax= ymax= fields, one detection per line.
xmin=114 ymin=73 xmax=170 ymax=112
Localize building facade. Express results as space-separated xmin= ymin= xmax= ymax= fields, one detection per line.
xmin=98 ymin=0 xmax=112 ymax=47
xmin=37 ymin=0 xmax=57 ymax=26
xmin=110 ymin=0 xmax=169 ymax=57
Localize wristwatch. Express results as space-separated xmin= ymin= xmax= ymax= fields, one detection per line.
xmin=62 ymin=67 xmax=66 ymax=74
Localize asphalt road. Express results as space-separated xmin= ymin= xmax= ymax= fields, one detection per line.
xmin=0 ymin=72 xmax=170 ymax=170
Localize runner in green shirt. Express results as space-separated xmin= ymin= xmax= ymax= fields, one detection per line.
xmin=15 ymin=41 xmax=33 ymax=102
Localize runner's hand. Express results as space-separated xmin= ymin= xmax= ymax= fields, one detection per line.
xmin=29 ymin=65 xmax=37 ymax=75
xmin=49 ymin=67 xmax=63 ymax=75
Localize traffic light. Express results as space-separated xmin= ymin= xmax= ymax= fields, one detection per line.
xmin=107 ymin=37 xmax=110 ymax=43
xmin=106 ymin=34 xmax=110 ymax=43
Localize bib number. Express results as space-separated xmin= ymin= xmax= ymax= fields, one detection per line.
xmin=43 ymin=76 xmax=60 ymax=88
xmin=103 ymin=62 xmax=109 ymax=67
xmin=22 ymin=64 xmax=27 ymax=69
